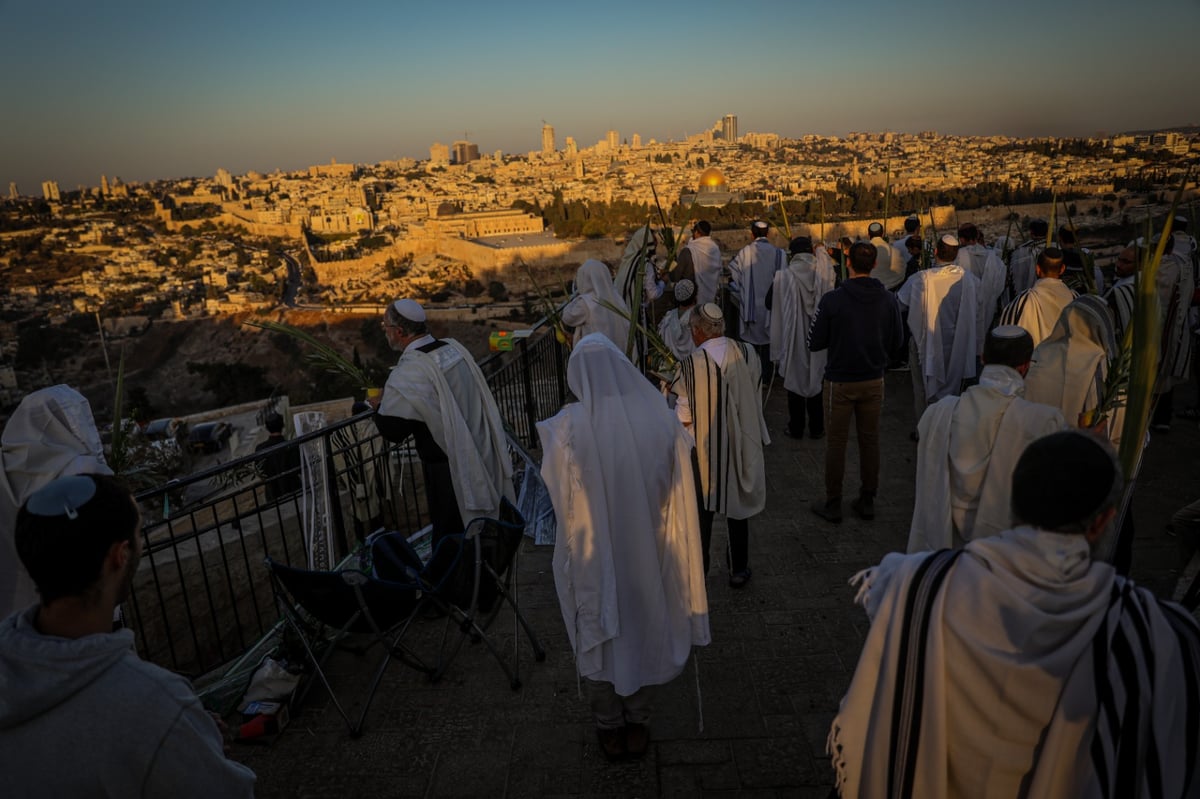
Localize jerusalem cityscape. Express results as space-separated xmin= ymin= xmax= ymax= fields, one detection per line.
xmin=2 ymin=2 xmax=1199 ymax=797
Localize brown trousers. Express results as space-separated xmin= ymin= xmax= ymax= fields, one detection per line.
xmin=823 ymin=377 xmax=884 ymax=502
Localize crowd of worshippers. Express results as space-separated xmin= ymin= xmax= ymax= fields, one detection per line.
xmin=1 ymin=212 xmax=1198 ymax=793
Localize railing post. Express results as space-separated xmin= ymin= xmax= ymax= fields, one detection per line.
xmin=553 ymin=332 xmax=567 ymax=409
xmin=322 ymin=426 xmax=350 ymax=560
xmin=519 ymin=336 xmax=538 ymax=448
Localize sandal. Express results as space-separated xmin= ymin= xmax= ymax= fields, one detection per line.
xmin=728 ymin=568 xmax=752 ymax=589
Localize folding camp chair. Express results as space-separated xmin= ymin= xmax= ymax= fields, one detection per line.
xmin=266 ymin=557 xmax=432 ymax=737
xmin=370 ymin=498 xmax=545 ymax=690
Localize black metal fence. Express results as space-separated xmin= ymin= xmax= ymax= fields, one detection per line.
xmin=128 ymin=321 xmax=568 ymax=678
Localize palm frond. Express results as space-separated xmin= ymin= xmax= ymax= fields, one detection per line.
xmin=245 ymin=318 xmax=373 ymax=388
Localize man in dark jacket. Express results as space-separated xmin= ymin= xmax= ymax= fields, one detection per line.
xmin=807 ymin=241 xmax=904 ymax=523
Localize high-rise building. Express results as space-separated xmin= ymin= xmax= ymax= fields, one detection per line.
xmin=8 ymin=182 xmax=19 ymax=200
xmin=631 ymin=133 xmax=642 ymax=150
xmin=606 ymin=129 xmax=619 ymax=151
xmin=541 ymin=122 xmax=555 ymax=156
xmin=565 ymin=136 xmax=577 ymax=157
xmin=215 ymin=168 xmax=233 ymax=188
xmin=722 ymin=114 xmax=738 ymax=143
xmin=452 ymin=140 xmax=480 ymax=164
xmin=41 ymin=181 xmax=60 ymax=202
xmin=100 ymin=174 xmax=110 ymax=196
xmin=430 ymin=142 xmax=450 ymax=165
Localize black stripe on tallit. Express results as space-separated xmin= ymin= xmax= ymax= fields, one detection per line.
xmin=1122 ymin=593 xmax=1163 ymax=798
xmin=711 ymin=352 xmax=725 ymax=511
xmin=1161 ymin=602 xmax=1200 ymax=795
xmin=1110 ymin=596 xmax=1142 ymax=798
xmin=886 ymin=549 xmax=962 ymax=799
xmin=999 ymin=290 xmax=1031 ymax=329
xmin=1090 ymin=585 xmax=1123 ymax=799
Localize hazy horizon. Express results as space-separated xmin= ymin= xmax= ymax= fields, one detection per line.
xmin=3 ymin=0 xmax=1197 ymax=193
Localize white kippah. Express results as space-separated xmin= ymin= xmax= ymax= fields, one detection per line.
xmin=907 ymin=213 xmax=920 ymax=221
xmin=698 ymin=302 xmax=723 ymax=322
xmin=392 ymin=298 xmax=426 ymax=322
xmin=940 ymin=234 xmax=960 ymax=247
xmin=868 ymin=222 xmax=883 ymax=235
xmin=990 ymin=324 xmax=1028 ymax=340
xmin=752 ymin=221 xmax=769 ymax=231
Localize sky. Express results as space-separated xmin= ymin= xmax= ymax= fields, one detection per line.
xmin=2 ymin=0 xmax=1197 ymax=193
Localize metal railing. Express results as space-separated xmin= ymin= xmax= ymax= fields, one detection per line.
xmin=128 ymin=318 xmax=568 ymax=678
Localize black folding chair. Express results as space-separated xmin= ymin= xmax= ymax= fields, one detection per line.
xmin=266 ymin=557 xmax=432 ymax=737
xmin=370 ymin=498 xmax=545 ymax=690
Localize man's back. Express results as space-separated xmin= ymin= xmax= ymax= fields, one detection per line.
xmin=0 ymin=608 xmax=255 ymax=798
xmin=808 ymin=276 xmax=903 ymax=382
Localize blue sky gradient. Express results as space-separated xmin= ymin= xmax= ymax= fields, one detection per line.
xmin=2 ymin=0 xmax=1196 ymax=191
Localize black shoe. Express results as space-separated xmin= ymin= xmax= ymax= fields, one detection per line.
xmin=811 ymin=499 xmax=842 ymax=523
xmin=624 ymin=723 xmax=649 ymax=759
xmin=851 ymin=495 xmax=875 ymax=521
xmin=596 ymin=727 xmax=626 ymax=762
xmin=887 ymin=361 xmax=909 ymax=372
xmin=728 ymin=568 xmax=752 ymax=589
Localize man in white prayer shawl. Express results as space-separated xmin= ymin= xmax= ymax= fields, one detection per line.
xmin=0 ymin=385 xmax=112 ymax=619
xmin=831 ymin=431 xmax=1200 ymax=799
xmin=1103 ymin=244 xmax=1143 ymax=343
xmin=907 ymin=326 xmax=1066 ymax=552
xmin=1003 ymin=217 xmax=1048 ymax=304
xmin=768 ymin=236 xmax=835 ymax=439
xmin=727 ymin=220 xmax=787 ymax=379
xmin=867 ymin=222 xmax=906 ymax=290
xmin=676 ymin=219 xmax=723 ymax=307
xmin=954 ymin=222 xmax=1007 ymax=346
xmin=611 ymin=227 xmax=659 ymax=366
xmin=897 ymin=234 xmax=979 ymax=429
xmin=375 ymin=299 xmax=513 ymax=544
xmin=1147 ymin=233 xmax=1195 ymax=432
xmin=657 ymin=278 xmax=698 ymax=362
xmin=670 ymin=304 xmax=768 ymax=588
xmin=560 ymin=259 xmax=632 ymax=350
xmin=998 ymin=247 xmax=1078 ymax=348
xmin=538 ymin=333 xmax=709 ymax=762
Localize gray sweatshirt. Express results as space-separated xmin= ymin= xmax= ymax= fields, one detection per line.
xmin=0 ymin=607 xmax=256 ymax=798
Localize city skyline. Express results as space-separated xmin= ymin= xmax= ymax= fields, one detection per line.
xmin=2 ymin=0 xmax=1197 ymax=192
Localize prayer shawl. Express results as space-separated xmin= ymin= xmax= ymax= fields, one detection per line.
xmin=561 ymin=259 xmax=631 ymax=350
xmin=1104 ymin=275 xmax=1137 ymax=343
xmin=999 ymin=278 xmax=1078 ymax=348
xmin=908 ymin=365 xmax=1066 ymax=552
xmin=685 ymin=236 xmax=724 ymax=307
xmin=870 ymin=236 xmax=907 ymax=290
xmin=673 ymin=340 xmax=768 ymax=519
xmin=1024 ymin=295 xmax=1125 ymax=446
xmin=830 ymin=527 xmax=1200 ymax=799
xmin=613 ymin=228 xmax=655 ymax=363
xmin=903 ymin=265 xmax=979 ymax=402
xmin=538 ymin=334 xmax=709 ymax=696
xmin=0 ymin=385 xmax=112 ymax=618
xmin=657 ymin=306 xmax=696 ymax=361
xmin=957 ymin=244 xmax=1007 ymax=345
xmin=1156 ymin=252 xmax=1194 ymax=389
xmin=728 ymin=239 xmax=787 ymax=346
xmin=1006 ymin=239 xmax=1043 ymax=303
xmin=380 ymin=338 xmax=513 ymax=525
xmin=770 ymin=253 xmax=832 ymax=397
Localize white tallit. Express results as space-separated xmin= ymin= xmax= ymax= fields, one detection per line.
xmin=1006 ymin=240 xmax=1043 ymax=301
xmin=830 ymin=526 xmax=1200 ymax=798
xmin=537 ymin=334 xmax=709 ymax=696
xmin=1156 ymin=251 xmax=1194 ymax=388
xmin=770 ymin=252 xmax=832 ymax=397
xmin=560 ymin=259 xmax=631 ymax=350
xmin=902 ymin=265 xmax=979 ymax=402
xmin=380 ymin=338 xmax=513 ymax=524
xmin=728 ymin=238 xmax=787 ymax=346
xmin=1024 ymin=295 xmax=1125 ymax=446
xmin=685 ymin=236 xmax=724 ymax=307
xmin=908 ymin=365 xmax=1066 ymax=552
xmin=998 ymin=278 xmax=1078 ymax=348
xmin=672 ymin=338 xmax=769 ymax=519
xmin=869 ymin=236 xmax=907 ymax=290
xmin=0 ymin=385 xmax=112 ymax=617
xmin=957 ymin=244 xmax=1007 ymax=346
xmin=657 ymin=306 xmax=696 ymax=361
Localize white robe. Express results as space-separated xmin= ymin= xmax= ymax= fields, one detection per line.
xmin=1006 ymin=240 xmax=1043 ymax=301
xmin=538 ymin=334 xmax=709 ymax=696
xmin=657 ymin=306 xmax=695 ymax=362
xmin=561 ymin=259 xmax=631 ymax=350
xmin=770 ymin=253 xmax=832 ymax=397
xmin=380 ymin=338 xmax=513 ymax=525
xmin=1156 ymin=252 xmax=1194 ymax=388
xmin=998 ymin=278 xmax=1077 ymax=348
xmin=671 ymin=338 xmax=769 ymax=519
xmin=831 ymin=527 xmax=1200 ymax=799
xmin=957 ymin=243 xmax=1007 ymax=346
xmin=728 ymin=238 xmax=786 ymax=346
xmin=908 ymin=365 xmax=1066 ymax=552
xmin=899 ymin=264 xmax=979 ymax=402
xmin=684 ymin=236 xmax=723 ymax=307
xmin=869 ymin=236 xmax=906 ymax=290
xmin=0 ymin=385 xmax=112 ymax=617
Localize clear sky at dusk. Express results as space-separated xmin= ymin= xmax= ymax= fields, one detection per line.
xmin=1 ymin=0 xmax=1196 ymax=192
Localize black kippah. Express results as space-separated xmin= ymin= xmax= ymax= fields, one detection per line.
xmin=1011 ymin=432 xmax=1118 ymax=531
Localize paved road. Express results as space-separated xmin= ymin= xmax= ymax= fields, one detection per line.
xmin=233 ymin=372 xmax=1199 ymax=798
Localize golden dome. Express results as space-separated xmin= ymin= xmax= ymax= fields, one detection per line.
xmin=698 ymin=167 xmax=727 ymax=191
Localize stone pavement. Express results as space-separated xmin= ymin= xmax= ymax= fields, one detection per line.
xmin=233 ymin=372 xmax=1200 ymax=798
